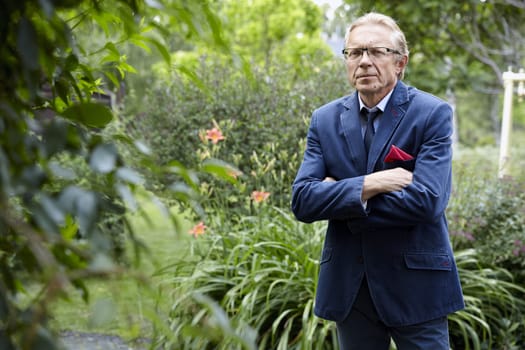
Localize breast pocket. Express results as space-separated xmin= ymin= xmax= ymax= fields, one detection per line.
xmin=384 ymin=159 xmax=416 ymax=171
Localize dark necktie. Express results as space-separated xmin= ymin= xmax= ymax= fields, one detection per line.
xmin=363 ymin=109 xmax=379 ymax=155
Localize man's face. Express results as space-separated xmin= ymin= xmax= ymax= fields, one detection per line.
xmin=345 ymin=23 xmax=407 ymax=105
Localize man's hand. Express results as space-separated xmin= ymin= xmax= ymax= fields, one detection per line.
xmin=362 ymin=167 xmax=413 ymax=201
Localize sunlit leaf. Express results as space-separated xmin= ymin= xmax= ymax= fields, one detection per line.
xmin=74 ymin=190 xmax=98 ymax=236
xmin=133 ymin=140 xmax=151 ymax=155
xmin=89 ymin=143 xmax=117 ymax=174
xmin=116 ymin=183 xmax=137 ymax=211
xmin=116 ymin=167 xmax=143 ymax=184
xmin=201 ymin=158 xmax=239 ymax=184
xmin=60 ymin=215 xmax=78 ymax=241
xmin=145 ymin=0 xmax=164 ymax=10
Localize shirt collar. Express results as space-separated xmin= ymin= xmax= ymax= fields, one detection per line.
xmin=358 ymin=89 xmax=394 ymax=113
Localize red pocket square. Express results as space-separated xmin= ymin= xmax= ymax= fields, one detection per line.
xmin=384 ymin=145 xmax=414 ymax=162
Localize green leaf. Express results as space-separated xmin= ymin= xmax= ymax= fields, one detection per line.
xmin=40 ymin=194 xmax=65 ymax=227
xmin=104 ymin=42 xmax=120 ymax=57
xmin=116 ymin=167 xmax=143 ymax=184
xmin=143 ymin=37 xmax=171 ymax=65
xmin=116 ymin=183 xmax=137 ymax=211
xmin=17 ymin=18 xmax=39 ymax=71
xmin=58 ymin=187 xmax=98 ymax=236
xmin=60 ymin=215 xmax=78 ymax=241
xmin=166 ymin=160 xmax=200 ymax=188
xmin=89 ymin=143 xmax=117 ymax=174
xmin=201 ymin=158 xmax=239 ymax=184
xmin=133 ymin=140 xmax=151 ymax=155
xmin=61 ymin=102 xmax=113 ymax=128
xmin=64 ymin=53 xmax=79 ymax=71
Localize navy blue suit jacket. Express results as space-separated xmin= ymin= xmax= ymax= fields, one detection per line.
xmin=291 ymin=81 xmax=464 ymax=327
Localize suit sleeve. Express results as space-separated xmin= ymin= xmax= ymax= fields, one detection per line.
xmin=291 ymin=112 xmax=368 ymax=223
xmin=355 ymin=101 xmax=453 ymax=229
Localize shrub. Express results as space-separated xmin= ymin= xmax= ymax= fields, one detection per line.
xmin=158 ymin=206 xmax=525 ymax=349
xmin=122 ymin=58 xmax=348 ymax=202
xmin=448 ymin=157 xmax=525 ymax=284
xmin=159 ymin=207 xmax=337 ymax=349
xmin=449 ymin=249 xmax=525 ymax=350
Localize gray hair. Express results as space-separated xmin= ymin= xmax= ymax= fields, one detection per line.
xmin=345 ymin=12 xmax=409 ymax=79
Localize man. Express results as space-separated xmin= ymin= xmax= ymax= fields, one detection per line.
xmin=291 ymin=12 xmax=464 ymax=350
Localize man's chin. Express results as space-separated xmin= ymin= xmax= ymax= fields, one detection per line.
xmin=356 ymin=84 xmax=379 ymax=94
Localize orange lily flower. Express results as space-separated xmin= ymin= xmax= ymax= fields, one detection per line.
xmin=251 ymin=190 xmax=270 ymax=203
xmin=205 ymin=127 xmax=225 ymax=144
xmin=189 ymin=222 xmax=207 ymax=237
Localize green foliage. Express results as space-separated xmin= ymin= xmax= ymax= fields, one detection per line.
xmin=218 ymin=0 xmax=332 ymax=73
xmin=161 ymin=207 xmax=337 ymax=349
xmin=337 ymin=0 xmax=525 ymax=93
xmin=123 ymin=58 xmax=348 ymax=207
xmin=0 ymin=0 xmax=235 ymax=348
xmin=160 ymin=204 xmax=525 ymax=349
xmin=446 ymin=151 xmax=525 ymax=348
xmin=450 ymin=249 xmax=525 ymax=350
xmin=448 ymin=157 xmax=525 ymax=285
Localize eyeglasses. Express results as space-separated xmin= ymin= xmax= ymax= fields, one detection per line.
xmin=342 ymin=47 xmax=401 ymax=61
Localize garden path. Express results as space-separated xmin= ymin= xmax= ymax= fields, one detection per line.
xmin=60 ymin=330 xmax=150 ymax=350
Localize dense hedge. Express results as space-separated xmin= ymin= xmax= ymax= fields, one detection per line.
xmin=122 ymin=58 xmax=348 ymax=206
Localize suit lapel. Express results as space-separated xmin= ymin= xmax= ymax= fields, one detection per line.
xmin=340 ymin=94 xmax=367 ymax=173
xmin=367 ymin=82 xmax=410 ymax=172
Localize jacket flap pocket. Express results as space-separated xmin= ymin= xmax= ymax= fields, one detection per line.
xmin=404 ymin=253 xmax=452 ymax=271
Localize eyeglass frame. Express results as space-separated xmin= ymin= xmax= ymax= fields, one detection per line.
xmin=342 ymin=47 xmax=402 ymax=61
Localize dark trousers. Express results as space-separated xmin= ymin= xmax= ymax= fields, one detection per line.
xmin=336 ymin=280 xmax=450 ymax=350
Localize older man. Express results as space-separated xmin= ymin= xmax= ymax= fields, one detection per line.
xmin=291 ymin=12 xmax=464 ymax=350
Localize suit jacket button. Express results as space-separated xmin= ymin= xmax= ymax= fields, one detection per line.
xmin=357 ymin=256 xmax=364 ymax=264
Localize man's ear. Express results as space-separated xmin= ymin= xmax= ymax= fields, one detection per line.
xmin=396 ymin=55 xmax=408 ymax=74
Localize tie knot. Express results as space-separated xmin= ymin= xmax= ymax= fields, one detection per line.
xmin=361 ymin=108 xmax=379 ymax=122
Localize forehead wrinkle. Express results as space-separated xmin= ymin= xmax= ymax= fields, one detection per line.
xmin=346 ymin=24 xmax=395 ymax=48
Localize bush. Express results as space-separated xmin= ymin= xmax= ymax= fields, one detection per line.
xmin=122 ymin=58 xmax=348 ymax=204
xmin=157 ymin=205 xmax=525 ymax=350
xmin=448 ymin=156 xmax=525 ymax=284
xmin=449 ymin=249 xmax=525 ymax=350
xmin=159 ymin=206 xmax=337 ymax=349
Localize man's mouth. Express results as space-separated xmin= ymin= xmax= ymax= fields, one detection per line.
xmin=356 ymin=74 xmax=376 ymax=79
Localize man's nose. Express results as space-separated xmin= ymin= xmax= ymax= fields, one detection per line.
xmin=358 ymin=51 xmax=373 ymax=65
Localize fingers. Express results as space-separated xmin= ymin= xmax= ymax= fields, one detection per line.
xmin=362 ymin=167 xmax=413 ymax=200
